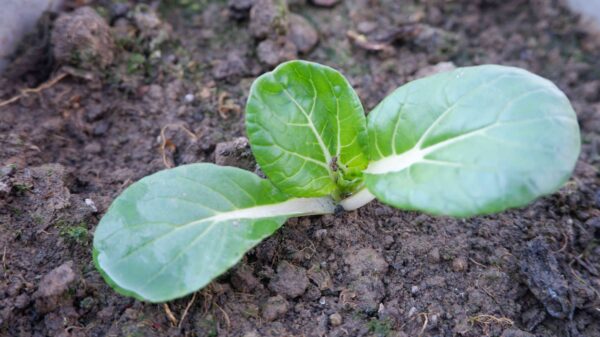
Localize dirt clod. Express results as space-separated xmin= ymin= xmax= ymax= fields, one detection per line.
xmin=249 ymin=0 xmax=288 ymax=39
xmin=36 ymin=262 xmax=76 ymax=297
xmin=309 ymin=0 xmax=339 ymax=8
xmin=212 ymin=53 xmax=249 ymax=81
xmin=230 ymin=263 xmax=261 ymax=293
xmin=501 ymin=328 xmax=536 ymax=337
xmin=229 ymin=0 xmax=255 ymax=20
xmin=307 ymin=265 xmax=333 ymax=291
xmin=215 ymin=137 xmax=255 ymax=171
xmin=344 ymin=247 xmax=388 ymax=277
xmin=269 ymin=262 xmax=309 ymax=298
xmin=410 ymin=24 xmax=460 ymax=59
xmin=519 ymin=237 xmax=573 ymax=319
xmin=256 ymin=38 xmax=298 ymax=67
xmin=52 ymin=7 xmax=114 ymax=70
xmin=415 ymin=61 xmax=456 ymax=78
xmin=288 ymin=14 xmax=319 ymax=54
xmin=262 ymin=295 xmax=289 ymax=321
xmin=34 ymin=261 xmax=77 ymax=313
xmin=353 ymin=277 xmax=385 ymax=313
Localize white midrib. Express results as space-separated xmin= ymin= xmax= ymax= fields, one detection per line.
xmin=208 ymin=196 xmax=336 ymax=222
xmin=365 ymin=117 xmax=534 ymax=175
xmin=339 ymin=126 xmax=488 ymax=211
xmin=110 ymin=197 xmax=336 ymax=265
xmin=105 ymin=196 xmax=336 ymax=299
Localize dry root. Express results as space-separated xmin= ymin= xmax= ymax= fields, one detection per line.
xmin=0 ymin=73 xmax=68 ymax=108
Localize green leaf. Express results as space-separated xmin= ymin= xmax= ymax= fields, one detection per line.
xmin=246 ymin=60 xmax=369 ymax=199
xmin=365 ymin=65 xmax=581 ymax=216
xmin=93 ymin=163 xmax=335 ymax=302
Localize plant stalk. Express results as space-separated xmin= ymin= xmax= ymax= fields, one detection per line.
xmin=339 ymin=188 xmax=376 ymax=211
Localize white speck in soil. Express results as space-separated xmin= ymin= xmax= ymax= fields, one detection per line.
xmin=184 ymin=93 xmax=194 ymax=103
xmin=84 ymin=198 xmax=97 ymax=212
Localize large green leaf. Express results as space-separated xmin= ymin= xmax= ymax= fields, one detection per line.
xmin=93 ymin=164 xmax=335 ymax=302
xmin=246 ymin=60 xmax=369 ymax=199
xmin=365 ymin=65 xmax=581 ymax=216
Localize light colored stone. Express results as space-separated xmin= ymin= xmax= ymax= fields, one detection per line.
xmin=329 ymin=313 xmax=342 ymax=326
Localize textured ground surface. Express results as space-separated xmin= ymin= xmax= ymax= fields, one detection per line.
xmin=1 ymin=0 xmax=599 ymax=336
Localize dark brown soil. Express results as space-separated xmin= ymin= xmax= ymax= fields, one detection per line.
xmin=1 ymin=0 xmax=600 ymax=336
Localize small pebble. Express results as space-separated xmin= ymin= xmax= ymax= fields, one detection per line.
xmin=314 ymin=229 xmax=327 ymax=240
xmin=184 ymin=93 xmax=195 ymax=103
xmin=85 ymin=198 xmax=98 ymax=212
xmin=411 ymin=285 xmax=419 ymax=294
xmin=408 ymin=306 xmax=418 ymax=317
xmin=452 ymin=257 xmax=468 ymax=272
xmin=329 ymin=312 xmax=342 ymax=326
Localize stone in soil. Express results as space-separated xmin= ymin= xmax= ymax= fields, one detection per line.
xmin=52 ymin=7 xmax=115 ymax=70
xmin=329 ymin=312 xmax=342 ymax=326
xmin=451 ymin=256 xmax=468 ymax=272
xmin=268 ymin=261 xmax=309 ymax=298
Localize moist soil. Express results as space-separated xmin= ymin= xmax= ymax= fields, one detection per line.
xmin=1 ymin=0 xmax=600 ymax=336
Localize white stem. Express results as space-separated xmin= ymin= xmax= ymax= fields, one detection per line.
xmin=339 ymin=188 xmax=376 ymax=211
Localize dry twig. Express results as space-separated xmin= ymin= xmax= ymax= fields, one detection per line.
xmin=417 ymin=312 xmax=429 ymax=337
xmin=213 ymin=302 xmax=231 ymax=331
xmin=217 ymin=92 xmax=241 ymax=119
xmin=468 ymin=314 xmax=514 ymax=331
xmin=163 ymin=303 xmax=178 ymax=327
xmin=178 ymin=292 xmax=197 ymax=329
xmin=159 ymin=123 xmax=198 ymax=168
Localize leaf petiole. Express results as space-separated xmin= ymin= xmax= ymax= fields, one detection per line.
xmin=339 ymin=187 xmax=376 ymax=211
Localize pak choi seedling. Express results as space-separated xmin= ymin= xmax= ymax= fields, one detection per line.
xmin=93 ymin=60 xmax=580 ymax=302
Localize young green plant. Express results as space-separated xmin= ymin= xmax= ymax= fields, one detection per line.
xmin=93 ymin=60 xmax=580 ymax=302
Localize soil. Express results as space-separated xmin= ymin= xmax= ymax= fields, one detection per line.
xmin=1 ymin=0 xmax=600 ymax=336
